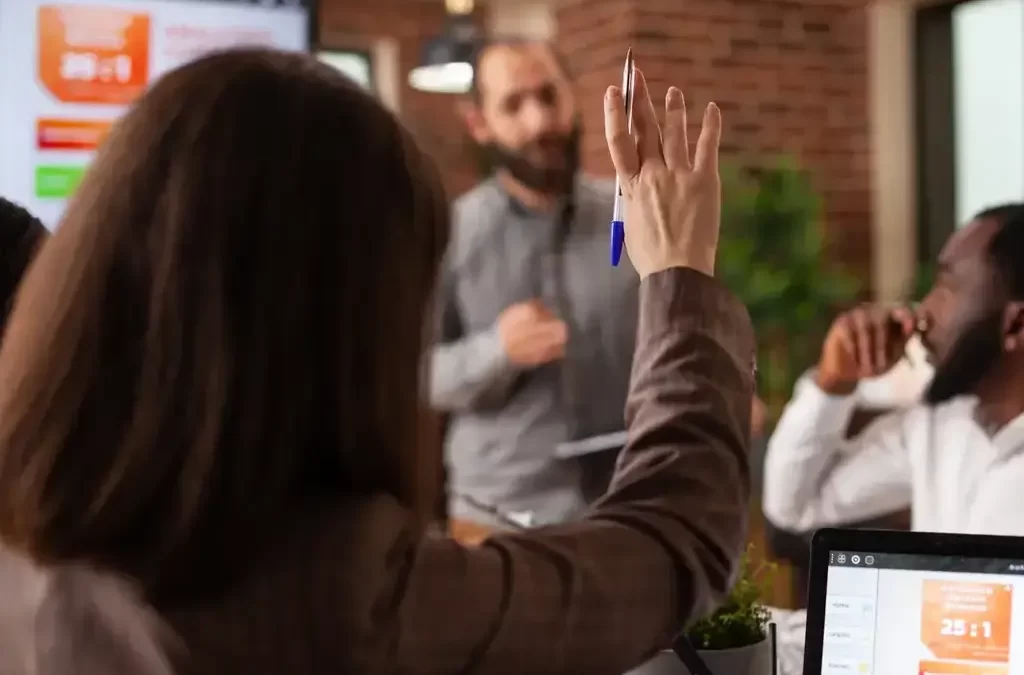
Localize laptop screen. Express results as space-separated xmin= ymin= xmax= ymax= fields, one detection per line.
xmin=822 ymin=550 xmax=1024 ymax=675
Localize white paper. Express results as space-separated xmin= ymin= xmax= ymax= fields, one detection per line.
xmin=554 ymin=430 xmax=628 ymax=458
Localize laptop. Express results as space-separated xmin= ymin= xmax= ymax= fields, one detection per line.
xmin=803 ymin=528 xmax=1024 ymax=675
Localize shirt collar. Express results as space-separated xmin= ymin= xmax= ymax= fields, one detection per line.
xmin=991 ymin=410 xmax=1024 ymax=454
xmin=495 ymin=175 xmax=580 ymax=218
xmin=964 ymin=397 xmax=1024 ymax=453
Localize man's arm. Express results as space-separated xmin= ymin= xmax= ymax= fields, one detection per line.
xmin=394 ymin=268 xmax=755 ymax=674
xmin=427 ymin=261 xmax=519 ymax=412
xmin=762 ymin=372 xmax=914 ymax=533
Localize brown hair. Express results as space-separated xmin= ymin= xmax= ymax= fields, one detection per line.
xmin=0 ymin=49 xmax=448 ymax=604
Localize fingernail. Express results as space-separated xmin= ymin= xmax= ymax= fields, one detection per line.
xmin=606 ymin=87 xmax=621 ymax=108
xmin=707 ymin=101 xmax=719 ymax=116
xmin=666 ymin=87 xmax=683 ymax=107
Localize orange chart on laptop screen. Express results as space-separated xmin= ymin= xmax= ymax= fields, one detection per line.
xmin=37 ymin=5 xmax=150 ymax=106
xmin=919 ymin=659 xmax=1008 ymax=675
xmin=921 ymin=580 xmax=1012 ymax=663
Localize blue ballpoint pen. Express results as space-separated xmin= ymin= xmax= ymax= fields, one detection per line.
xmin=610 ymin=48 xmax=635 ymax=267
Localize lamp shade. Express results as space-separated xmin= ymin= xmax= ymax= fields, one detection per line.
xmin=409 ymin=14 xmax=480 ymax=94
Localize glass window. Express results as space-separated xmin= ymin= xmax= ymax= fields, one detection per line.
xmin=317 ymin=50 xmax=373 ymax=91
xmin=952 ymin=0 xmax=1024 ymax=225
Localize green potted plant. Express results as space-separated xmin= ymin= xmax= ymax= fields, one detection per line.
xmin=716 ymin=158 xmax=862 ymax=420
xmin=908 ymin=263 xmax=935 ymax=302
xmin=628 ymin=550 xmax=777 ymax=675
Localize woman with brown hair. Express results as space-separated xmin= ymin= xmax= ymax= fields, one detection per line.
xmin=0 ymin=49 xmax=754 ymax=674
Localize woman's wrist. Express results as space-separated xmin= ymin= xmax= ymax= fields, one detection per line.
xmin=637 ymin=251 xmax=715 ymax=280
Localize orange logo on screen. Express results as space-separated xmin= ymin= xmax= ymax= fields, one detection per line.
xmin=37 ymin=5 xmax=150 ymax=105
xmin=920 ymin=580 xmax=1012 ymax=663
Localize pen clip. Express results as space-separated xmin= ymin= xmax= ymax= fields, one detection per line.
xmin=622 ymin=49 xmax=635 ymax=134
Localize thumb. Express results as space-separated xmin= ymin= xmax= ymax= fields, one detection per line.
xmin=604 ymin=86 xmax=639 ymax=181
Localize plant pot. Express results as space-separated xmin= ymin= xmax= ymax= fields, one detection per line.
xmin=626 ymin=637 xmax=774 ymax=675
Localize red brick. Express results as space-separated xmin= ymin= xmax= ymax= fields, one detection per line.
xmin=319 ymin=0 xmax=482 ymax=199
xmin=557 ymin=0 xmax=872 ymax=278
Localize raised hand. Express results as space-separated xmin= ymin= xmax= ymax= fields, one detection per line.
xmin=604 ymin=69 xmax=722 ymax=278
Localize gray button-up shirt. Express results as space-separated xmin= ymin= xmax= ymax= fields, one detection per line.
xmin=429 ymin=176 xmax=639 ymax=526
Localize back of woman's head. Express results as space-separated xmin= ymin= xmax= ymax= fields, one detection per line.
xmin=0 ymin=48 xmax=448 ymax=603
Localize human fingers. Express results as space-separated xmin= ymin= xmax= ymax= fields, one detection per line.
xmin=604 ymin=86 xmax=640 ymax=180
xmin=890 ymin=306 xmax=917 ymax=337
xmin=524 ymin=299 xmax=557 ymax=320
xmin=848 ymin=308 xmax=875 ymax=376
xmin=632 ymin=69 xmax=664 ymax=168
xmin=532 ymin=328 xmax=568 ymax=363
xmin=872 ymin=308 xmax=891 ymax=373
xmin=834 ymin=319 xmax=856 ymax=358
xmin=662 ymin=87 xmax=690 ymax=172
xmin=528 ymin=320 xmax=568 ymax=346
xmin=693 ymin=102 xmax=722 ymax=174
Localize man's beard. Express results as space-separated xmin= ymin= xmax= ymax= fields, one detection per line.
xmin=924 ymin=312 xmax=1004 ymax=405
xmin=480 ymin=122 xmax=581 ymax=196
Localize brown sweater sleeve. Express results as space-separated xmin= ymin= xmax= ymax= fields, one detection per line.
xmin=391 ymin=267 xmax=756 ymax=675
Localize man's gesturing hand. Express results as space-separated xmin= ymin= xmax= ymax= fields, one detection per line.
xmin=497 ymin=300 xmax=568 ymax=367
xmin=604 ymin=69 xmax=722 ymax=278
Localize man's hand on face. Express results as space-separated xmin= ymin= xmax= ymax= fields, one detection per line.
xmin=817 ymin=304 xmax=918 ymax=395
xmin=497 ymin=300 xmax=568 ymax=367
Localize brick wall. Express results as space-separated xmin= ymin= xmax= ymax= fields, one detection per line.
xmin=318 ymin=0 xmax=872 ymax=270
xmin=319 ymin=0 xmax=488 ymax=521
xmin=557 ymin=0 xmax=873 ymax=274
xmin=318 ymin=0 xmax=876 ymax=535
xmin=318 ymin=0 xmax=482 ymax=199
xmin=557 ymin=0 xmax=874 ymax=607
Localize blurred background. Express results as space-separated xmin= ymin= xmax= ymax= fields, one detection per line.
xmin=318 ymin=0 xmax=1022 ymax=608
xmin=3 ymin=0 xmax=1023 ymax=612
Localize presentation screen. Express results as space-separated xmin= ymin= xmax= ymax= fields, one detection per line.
xmin=0 ymin=0 xmax=314 ymax=229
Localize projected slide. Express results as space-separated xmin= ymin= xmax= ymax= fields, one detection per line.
xmin=0 ymin=0 xmax=312 ymax=229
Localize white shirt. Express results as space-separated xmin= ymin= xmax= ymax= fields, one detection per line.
xmin=762 ymin=372 xmax=1024 ymax=536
